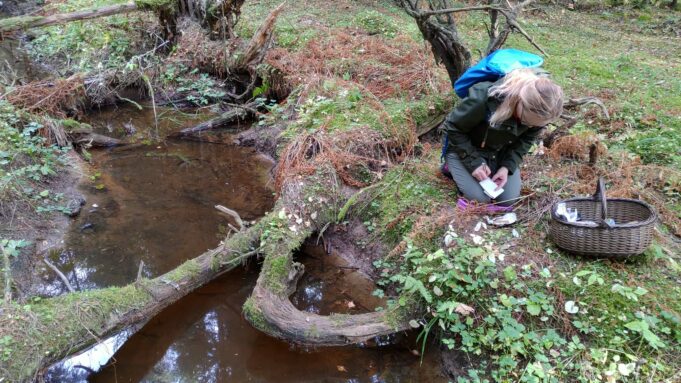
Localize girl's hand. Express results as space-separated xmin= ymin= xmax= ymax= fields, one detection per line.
xmin=472 ymin=163 xmax=491 ymax=181
xmin=492 ymin=167 xmax=509 ymax=190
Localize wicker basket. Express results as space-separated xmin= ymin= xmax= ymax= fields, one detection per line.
xmin=549 ymin=178 xmax=657 ymax=258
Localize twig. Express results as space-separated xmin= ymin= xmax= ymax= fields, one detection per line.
xmin=43 ymin=258 xmax=75 ymax=293
xmin=136 ymin=260 xmax=145 ymax=282
xmin=215 ymin=205 xmax=244 ymax=230
xmin=3 ymin=246 xmax=12 ymax=303
xmin=564 ymin=97 xmax=610 ymax=120
xmin=418 ymin=5 xmax=501 ymax=17
xmin=505 ymin=18 xmax=548 ymax=56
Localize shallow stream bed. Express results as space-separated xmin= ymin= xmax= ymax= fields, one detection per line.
xmin=41 ymin=106 xmax=445 ymax=382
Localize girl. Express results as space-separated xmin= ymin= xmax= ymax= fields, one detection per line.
xmin=443 ymin=68 xmax=564 ymax=206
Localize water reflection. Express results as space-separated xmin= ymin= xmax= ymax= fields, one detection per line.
xmin=85 ymin=267 xmax=444 ymax=383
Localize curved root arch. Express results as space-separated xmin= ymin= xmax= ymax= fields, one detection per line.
xmin=243 ymin=172 xmax=411 ymax=346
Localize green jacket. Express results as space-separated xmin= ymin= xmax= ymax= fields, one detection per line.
xmin=442 ymin=80 xmax=543 ymax=175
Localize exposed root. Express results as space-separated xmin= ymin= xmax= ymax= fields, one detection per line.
xmin=244 ymin=173 xmax=411 ymax=346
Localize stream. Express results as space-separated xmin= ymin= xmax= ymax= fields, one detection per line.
xmin=41 ymin=105 xmax=445 ymax=382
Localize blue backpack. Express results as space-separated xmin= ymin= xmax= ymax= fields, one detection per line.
xmin=441 ymin=49 xmax=544 ymax=174
xmin=453 ymin=48 xmax=544 ymax=99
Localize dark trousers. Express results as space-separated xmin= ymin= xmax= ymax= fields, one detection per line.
xmin=445 ymin=151 xmax=521 ymax=206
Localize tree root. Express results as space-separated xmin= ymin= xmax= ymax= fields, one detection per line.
xmin=243 ymin=174 xmax=411 ymax=346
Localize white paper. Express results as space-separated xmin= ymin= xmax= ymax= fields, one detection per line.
xmin=479 ymin=178 xmax=504 ymax=199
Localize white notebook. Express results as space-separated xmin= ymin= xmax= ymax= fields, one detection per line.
xmin=479 ymin=178 xmax=504 ymax=199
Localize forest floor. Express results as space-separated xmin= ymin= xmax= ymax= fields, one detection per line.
xmin=1 ymin=0 xmax=680 ymax=382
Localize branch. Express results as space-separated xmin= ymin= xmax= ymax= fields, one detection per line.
xmin=505 ymin=17 xmax=548 ymax=56
xmin=215 ymin=205 xmax=244 ymax=230
xmin=43 ymin=258 xmax=76 ymax=293
xmin=564 ymin=97 xmax=610 ymax=120
xmin=418 ymin=5 xmax=501 ymax=17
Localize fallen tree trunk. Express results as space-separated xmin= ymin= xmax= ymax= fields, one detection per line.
xmin=170 ymin=102 xmax=257 ymax=137
xmin=0 ymin=218 xmax=265 ymax=382
xmin=0 ymin=2 xmax=140 ymax=33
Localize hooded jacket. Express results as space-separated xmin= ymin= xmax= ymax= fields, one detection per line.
xmin=442 ymin=80 xmax=543 ymax=175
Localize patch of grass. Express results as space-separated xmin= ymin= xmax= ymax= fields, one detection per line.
xmin=0 ymin=101 xmax=66 ymax=213
xmin=360 ymin=157 xmax=453 ymax=246
xmin=354 ymin=9 xmax=398 ymax=38
xmin=0 ymin=285 xmax=151 ymax=382
xmin=282 ymin=80 xmax=388 ymax=137
xmin=27 ymin=0 xmax=155 ymax=73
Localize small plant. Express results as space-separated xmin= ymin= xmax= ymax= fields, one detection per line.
xmin=375 ymin=234 xmax=680 ymax=382
xmin=355 ymin=10 xmax=398 ymax=38
xmin=0 ymin=101 xmax=65 ymax=209
xmin=176 ymin=72 xmax=226 ymax=106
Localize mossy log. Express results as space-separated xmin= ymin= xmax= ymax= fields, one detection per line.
xmin=0 ymin=218 xmax=265 ymax=382
xmin=0 ymin=0 xmax=238 ymax=34
xmin=0 ymin=3 xmax=140 ymax=33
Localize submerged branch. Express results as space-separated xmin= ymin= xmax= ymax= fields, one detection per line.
xmin=43 ymin=258 xmax=75 ymax=293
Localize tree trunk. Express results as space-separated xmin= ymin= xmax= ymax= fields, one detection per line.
xmin=169 ymin=102 xmax=257 ymax=137
xmin=0 ymin=2 xmax=140 ymax=33
xmin=0 ymin=215 xmax=265 ymax=382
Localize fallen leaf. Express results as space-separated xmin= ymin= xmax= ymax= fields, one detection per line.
xmin=455 ymin=303 xmax=475 ymax=316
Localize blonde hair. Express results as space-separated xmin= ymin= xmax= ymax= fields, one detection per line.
xmin=488 ymin=68 xmax=564 ymax=127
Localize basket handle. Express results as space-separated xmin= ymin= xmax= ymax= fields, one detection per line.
xmin=593 ymin=177 xmax=612 ymax=228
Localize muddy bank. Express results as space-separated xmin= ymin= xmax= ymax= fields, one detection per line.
xmin=3 ymin=150 xmax=87 ymax=300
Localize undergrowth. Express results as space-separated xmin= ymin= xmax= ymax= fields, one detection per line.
xmin=375 ymin=232 xmax=681 ymax=382
xmin=27 ymin=0 xmax=156 ymax=74
xmin=0 ymin=101 xmax=67 ymax=219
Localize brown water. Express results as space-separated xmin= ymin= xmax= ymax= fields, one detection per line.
xmin=43 ymin=106 xmax=446 ymax=382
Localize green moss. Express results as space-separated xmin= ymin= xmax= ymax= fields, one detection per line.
xmin=263 ymin=256 xmax=288 ymax=294
xmin=134 ymin=0 xmax=175 ymax=11
xmin=0 ymin=15 xmax=43 ymax=31
xmin=242 ymin=296 xmax=267 ymax=330
xmin=0 ymin=285 xmax=151 ymax=382
xmin=359 ymin=157 xmax=453 ymax=246
xmin=329 ymin=313 xmax=351 ymax=326
xmin=305 ymin=324 xmax=320 ymax=338
xmin=163 ymin=259 xmax=201 ymax=283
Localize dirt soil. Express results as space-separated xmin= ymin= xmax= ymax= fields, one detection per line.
xmin=4 ymin=151 xmax=89 ymax=300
